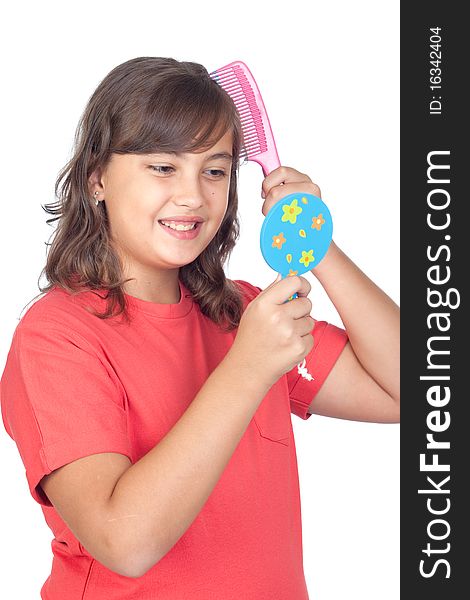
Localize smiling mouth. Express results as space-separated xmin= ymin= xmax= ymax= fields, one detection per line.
xmin=159 ymin=221 xmax=200 ymax=231
xmin=157 ymin=220 xmax=203 ymax=240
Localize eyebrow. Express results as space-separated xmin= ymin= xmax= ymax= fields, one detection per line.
xmin=205 ymin=152 xmax=233 ymax=161
xmin=145 ymin=151 xmax=233 ymax=162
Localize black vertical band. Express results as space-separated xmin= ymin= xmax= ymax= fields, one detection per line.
xmin=401 ymin=3 xmax=467 ymax=596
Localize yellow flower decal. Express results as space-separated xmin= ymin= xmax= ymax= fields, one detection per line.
xmin=299 ymin=249 xmax=315 ymax=267
xmin=286 ymin=253 xmax=292 ymax=263
xmin=272 ymin=232 xmax=286 ymax=249
xmin=299 ymin=229 xmax=306 ymax=238
xmin=301 ymin=197 xmax=308 ymax=205
xmin=288 ymin=269 xmax=298 ymax=276
xmin=281 ymin=198 xmax=302 ymax=224
xmin=311 ymin=213 xmax=325 ymax=231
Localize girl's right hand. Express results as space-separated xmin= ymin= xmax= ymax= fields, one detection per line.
xmin=230 ymin=275 xmax=315 ymax=389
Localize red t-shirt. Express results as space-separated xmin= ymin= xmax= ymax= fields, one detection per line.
xmin=1 ymin=279 xmax=347 ymax=599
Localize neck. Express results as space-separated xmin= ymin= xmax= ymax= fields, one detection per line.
xmin=122 ymin=268 xmax=181 ymax=304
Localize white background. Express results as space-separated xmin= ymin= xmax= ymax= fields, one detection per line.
xmin=0 ymin=1 xmax=399 ymax=598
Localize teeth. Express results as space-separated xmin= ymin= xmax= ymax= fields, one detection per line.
xmin=161 ymin=221 xmax=198 ymax=231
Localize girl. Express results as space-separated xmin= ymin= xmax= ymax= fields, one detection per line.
xmin=0 ymin=57 xmax=399 ymax=599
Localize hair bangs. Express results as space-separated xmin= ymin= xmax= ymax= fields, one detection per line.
xmin=111 ymin=73 xmax=241 ymax=158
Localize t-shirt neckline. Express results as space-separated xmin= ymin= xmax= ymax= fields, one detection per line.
xmin=124 ymin=279 xmax=193 ymax=318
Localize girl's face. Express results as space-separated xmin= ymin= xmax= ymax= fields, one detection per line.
xmin=96 ymin=130 xmax=233 ymax=292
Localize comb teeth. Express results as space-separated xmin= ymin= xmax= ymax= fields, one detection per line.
xmin=211 ymin=64 xmax=267 ymax=159
xmin=210 ymin=61 xmax=281 ymax=176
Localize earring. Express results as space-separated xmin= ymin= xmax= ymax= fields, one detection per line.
xmin=94 ymin=191 xmax=100 ymax=206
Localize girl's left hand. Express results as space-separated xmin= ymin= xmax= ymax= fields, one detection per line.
xmin=260 ymin=166 xmax=322 ymax=217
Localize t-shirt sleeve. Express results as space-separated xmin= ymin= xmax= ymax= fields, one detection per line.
xmin=0 ymin=318 xmax=132 ymax=507
xmin=233 ymin=279 xmax=349 ymax=420
xmin=287 ymin=320 xmax=348 ymax=420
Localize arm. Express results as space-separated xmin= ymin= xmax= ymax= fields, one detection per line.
xmin=261 ymin=167 xmax=400 ymax=423
xmin=308 ymin=241 xmax=399 ymax=422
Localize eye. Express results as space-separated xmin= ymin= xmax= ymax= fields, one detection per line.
xmin=149 ymin=165 xmax=174 ymax=175
xmin=206 ymin=169 xmax=227 ymax=178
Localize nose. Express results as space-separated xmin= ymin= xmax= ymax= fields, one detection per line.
xmin=172 ymin=173 xmax=204 ymax=209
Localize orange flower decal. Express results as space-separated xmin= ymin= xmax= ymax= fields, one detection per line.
xmin=311 ymin=213 xmax=325 ymax=231
xmin=288 ymin=269 xmax=299 ymax=276
xmin=272 ymin=232 xmax=286 ymax=249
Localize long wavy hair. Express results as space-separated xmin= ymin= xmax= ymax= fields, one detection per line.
xmin=37 ymin=57 xmax=245 ymax=331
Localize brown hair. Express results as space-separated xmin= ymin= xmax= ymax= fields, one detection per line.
xmin=37 ymin=57 xmax=245 ymax=331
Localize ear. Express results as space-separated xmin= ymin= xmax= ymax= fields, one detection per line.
xmin=88 ymin=166 xmax=105 ymax=196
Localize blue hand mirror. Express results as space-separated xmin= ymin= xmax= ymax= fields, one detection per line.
xmin=260 ymin=192 xmax=333 ymax=299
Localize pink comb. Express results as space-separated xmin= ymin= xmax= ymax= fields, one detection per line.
xmin=209 ymin=61 xmax=281 ymax=176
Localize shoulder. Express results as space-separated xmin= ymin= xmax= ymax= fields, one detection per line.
xmin=15 ymin=286 xmax=109 ymax=343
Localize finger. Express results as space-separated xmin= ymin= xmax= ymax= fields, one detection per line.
xmin=261 ymin=166 xmax=312 ymax=198
xmin=261 ymin=181 xmax=322 ymax=216
xmin=285 ymin=296 xmax=313 ymax=320
xmin=291 ymin=275 xmax=311 ymax=299
xmin=268 ymin=275 xmax=311 ymax=305
xmin=294 ymin=316 xmax=315 ymax=338
xmin=295 ymin=279 xmax=312 ymax=298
